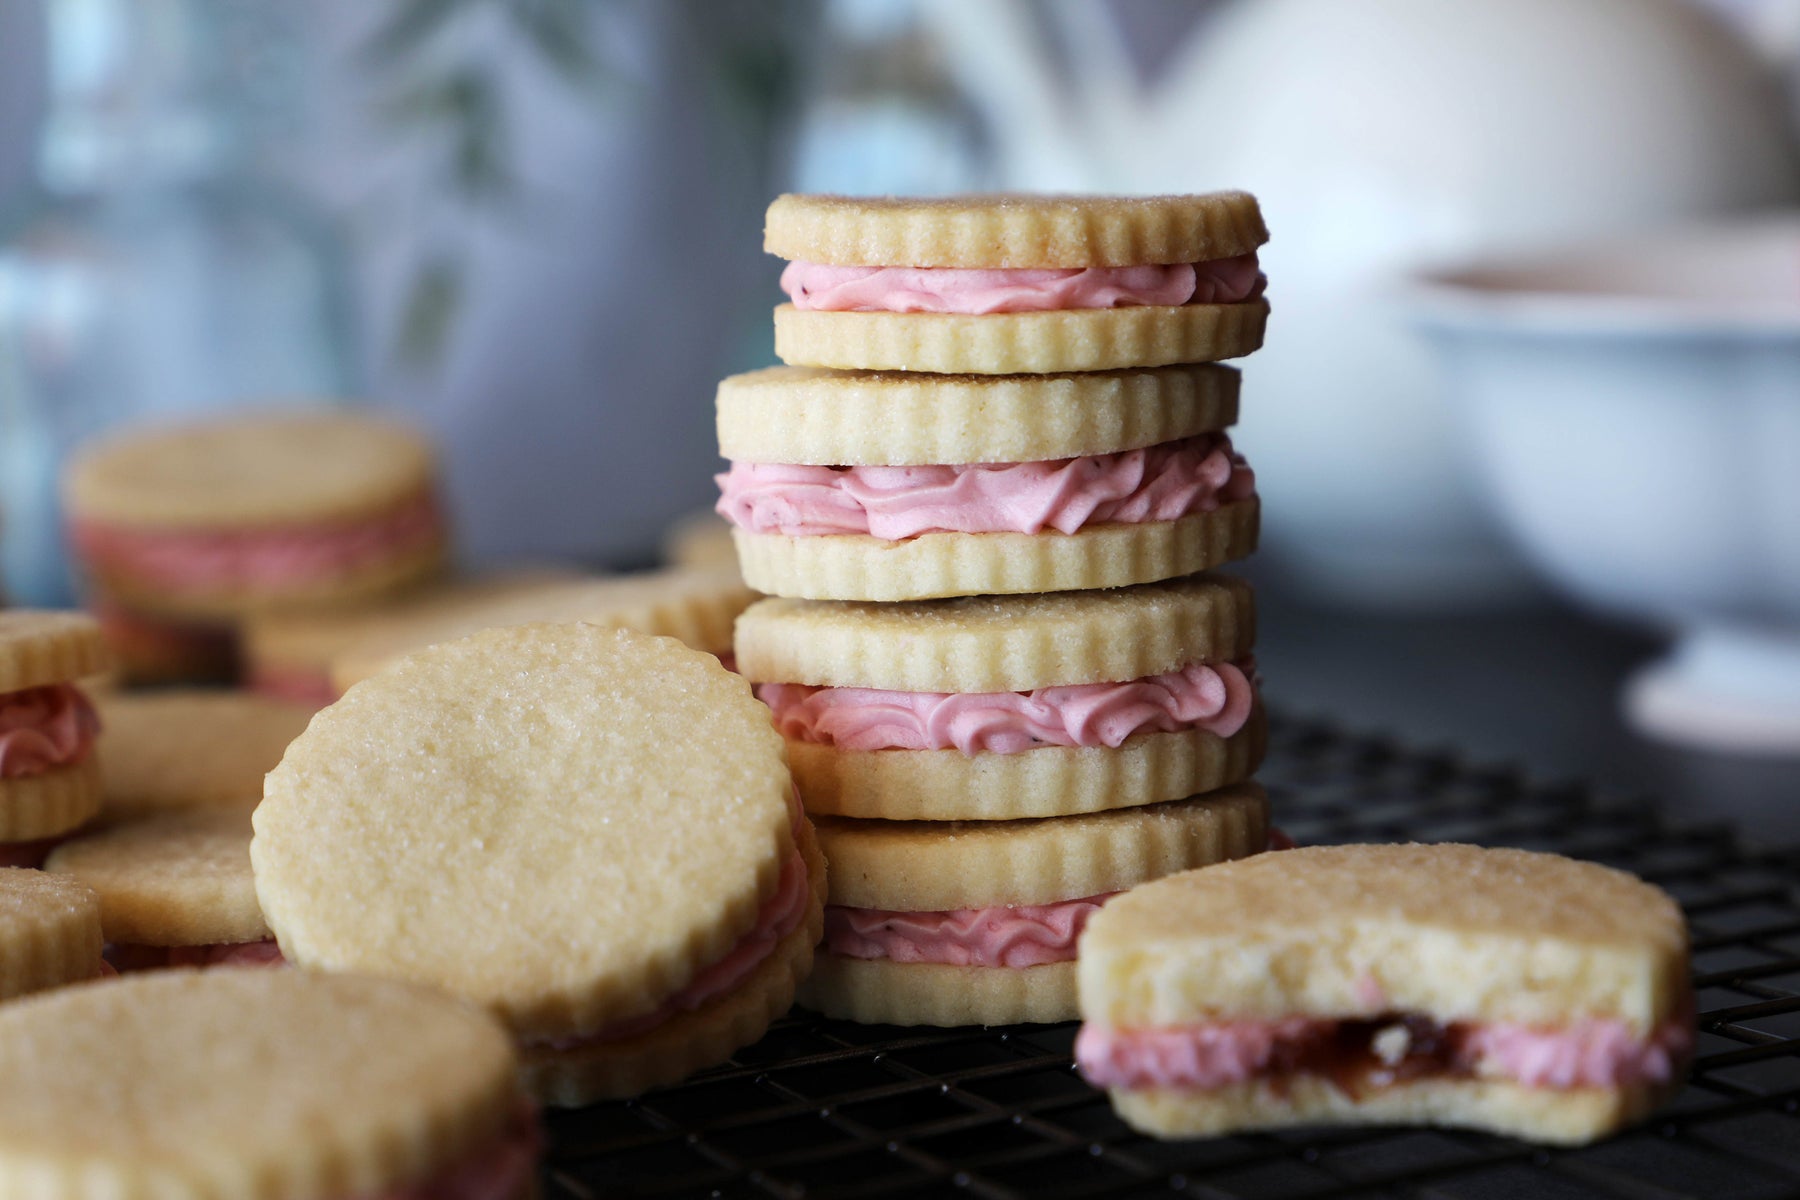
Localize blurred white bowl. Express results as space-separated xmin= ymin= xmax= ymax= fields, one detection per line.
xmin=1414 ymin=217 xmax=1800 ymax=754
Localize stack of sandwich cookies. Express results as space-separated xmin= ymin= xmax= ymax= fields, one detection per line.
xmin=0 ymin=868 xmax=106 ymax=999
xmin=253 ymin=623 xmax=825 ymax=1104
xmin=0 ymin=611 xmax=110 ymax=866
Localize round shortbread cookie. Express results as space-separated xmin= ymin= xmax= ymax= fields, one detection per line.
xmin=790 ymin=711 xmax=1266 ymax=821
xmin=64 ymin=410 xmax=438 ymax=529
xmin=255 ymin=623 xmax=798 ymax=1042
xmin=518 ymin=817 xmax=826 ymax=1106
xmin=0 ymin=868 xmax=104 ymax=1000
xmin=662 ymin=510 xmax=740 ymax=571
xmin=0 ymin=758 xmax=102 ymax=841
xmin=736 ymin=572 xmax=1253 ymax=693
xmin=732 ymin=499 xmax=1258 ymax=602
xmin=47 ymin=809 xmax=267 ymax=946
xmin=774 ymin=300 xmax=1268 ymax=375
xmin=329 ymin=567 xmax=754 ymax=691
xmin=0 ymin=969 xmax=522 ymax=1199
xmin=1078 ymin=844 xmax=1690 ymax=1033
xmin=764 ymin=192 xmax=1267 ymax=269
xmin=817 ymin=783 xmax=1268 ymax=910
xmin=717 ymin=364 xmax=1239 ymax=466
xmin=799 ymin=957 xmax=1078 ymax=1026
xmin=96 ymin=690 xmax=313 ymax=822
xmin=0 ymin=610 xmax=111 ymax=693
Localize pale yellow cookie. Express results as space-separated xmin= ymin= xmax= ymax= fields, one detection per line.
xmin=47 ymin=809 xmax=266 ymax=947
xmin=663 ymin=510 xmax=741 ymax=571
xmin=737 ymin=572 xmax=1254 ymax=693
xmin=254 ymin=624 xmax=809 ymax=1054
xmin=774 ymin=300 xmax=1268 ymax=375
xmin=0 ymin=610 xmax=111 ymax=693
xmin=800 ymin=957 xmax=1079 ymax=1026
xmin=0 ymin=868 xmax=105 ymax=1000
xmin=765 ymin=192 xmax=1267 ymax=269
xmin=732 ymin=500 xmax=1258 ymax=602
xmin=329 ymin=567 xmax=754 ymax=691
xmin=96 ymin=690 xmax=313 ymax=822
xmin=717 ymin=364 xmax=1239 ymax=467
xmin=817 ymin=784 xmax=1268 ymax=910
xmin=0 ymin=968 xmax=528 ymax=1199
xmin=0 ymin=759 xmax=102 ymax=843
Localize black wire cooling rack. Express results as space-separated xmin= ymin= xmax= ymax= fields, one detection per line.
xmin=543 ymin=716 xmax=1800 ymax=1199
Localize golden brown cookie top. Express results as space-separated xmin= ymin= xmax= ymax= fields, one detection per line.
xmin=0 ymin=611 xmax=111 ymax=693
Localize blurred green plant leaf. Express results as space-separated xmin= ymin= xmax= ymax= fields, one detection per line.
xmin=396 ymin=255 xmax=464 ymax=366
xmin=505 ymin=0 xmax=602 ymax=85
xmin=365 ymin=0 xmax=485 ymax=64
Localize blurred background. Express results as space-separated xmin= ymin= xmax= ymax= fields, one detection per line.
xmin=3 ymin=0 xmax=1799 ymax=839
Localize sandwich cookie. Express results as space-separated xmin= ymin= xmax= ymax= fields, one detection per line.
xmin=96 ymin=690 xmax=312 ymax=824
xmin=717 ymin=365 xmax=1258 ymax=601
xmin=64 ymin=411 xmax=448 ymax=621
xmin=329 ymin=566 xmax=756 ymax=692
xmin=47 ymin=809 xmax=281 ymax=970
xmin=767 ymin=192 xmax=1269 ymax=374
xmin=0 ymin=968 xmax=537 ymax=1198
xmin=87 ymin=599 xmax=240 ymax=685
xmin=0 ymin=612 xmax=109 ymax=864
xmin=737 ymin=573 xmax=1263 ymax=819
xmin=0 ymin=868 xmax=106 ymax=1000
xmin=802 ymin=783 xmax=1267 ymax=1026
xmin=254 ymin=623 xmax=826 ymax=1105
xmin=1076 ymin=844 xmax=1694 ymax=1146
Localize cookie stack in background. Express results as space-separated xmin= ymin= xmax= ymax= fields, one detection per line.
xmin=715 ymin=193 xmax=1277 ymax=1026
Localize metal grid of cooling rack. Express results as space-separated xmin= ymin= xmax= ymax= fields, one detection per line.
xmin=543 ymin=716 xmax=1800 ymax=1199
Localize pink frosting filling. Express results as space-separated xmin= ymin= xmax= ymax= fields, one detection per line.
xmin=716 ymin=434 xmax=1253 ymax=540
xmin=70 ymin=491 xmax=444 ymax=595
xmin=1075 ymin=1013 xmax=1693 ymax=1092
xmin=361 ymin=1097 xmax=541 ymax=1200
xmin=0 ymin=684 xmax=100 ymax=779
xmin=757 ymin=659 xmax=1255 ymax=755
xmin=107 ymin=939 xmax=286 ymax=972
xmin=248 ymin=664 xmax=340 ymax=708
xmin=825 ymin=892 xmax=1116 ymax=969
xmin=780 ymin=253 xmax=1266 ymax=314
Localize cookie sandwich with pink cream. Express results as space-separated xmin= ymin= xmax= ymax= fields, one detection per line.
xmin=717 ymin=364 xmax=1258 ymax=601
xmin=0 ymin=612 xmax=110 ymax=868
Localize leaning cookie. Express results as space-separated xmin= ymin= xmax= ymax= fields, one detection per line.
xmin=47 ymin=809 xmax=281 ymax=970
xmin=1075 ymin=844 xmax=1694 ymax=1146
xmin=254 ymin=623 xmax=825 ymax=1106
xmin=718 ymin=365 xmax=1257 ymax=601
xmin=801 ymin=783 xmax=1267 ymax=1026
xmin=767 ymin=192 xmax=1268 ymax=374
xmin=737 ymin=573 xmax=1262 ymax=819
xmin=0 ymin=868 xmax=106 ymax=1000
xmin=0 ymin=969 xmax=538 ymax=1198
xmin=0 ymin=612 xmax=110 ymax=864
xmin=64 ymin=410 xmax=448 ymax=621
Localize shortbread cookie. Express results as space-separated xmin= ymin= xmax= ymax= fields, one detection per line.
xmin=766 ymin=192 xmax=1268 ymax=373
xmin=738 ymin=574 xmax=1262 ymax=819
xmin=329 ymin=566 xmax=755 ymax=691
xmin=64 ymin=411 xmax=449 ymax=619
xmin=96 ymin=690 xmax=312 ymax=822
xmin=243 ymin=566 xmax=585 ymax=705
xmin=0 ymin=968 xmax=536 ymax=1198
xmin=717 ymin=365 xmax=1258 ymax=601
xmin=0 ymin=868 xmax=106 ymax=999
xmin=801 ymin=784 xmax=1267 ymax=1026
xmin=47 ymin=809 xmax=279 ymax=970
xmin=1076 ymin=844 xmax=1694 ymax=1146
xmin=0 ymin=611 xmax=107 ymax=845
xmin=255 ymin=623 xmax=825 ymax=1104
xmin=663 ymin=510 xmax=741 ymax=571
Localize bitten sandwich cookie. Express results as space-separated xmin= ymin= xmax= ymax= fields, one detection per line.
xmin=48 ymin=809 xmax=281 ymax=970
xmin=0 ymin=868 xmax=106 ymax=1000
xmin=767 ymin=192 xmax=1269 ymax=374
xmin=64 ymin=410 xmax=448 ymax=620
xmin=737 ymin=573 xmax=1264 ymax=819
xmin=801 ymin=783 xmax=1267 ymax=1026
xmin=0 ymin=611 xmax=109 ymax=862
xmin=0 ymin=969 xmax=538 ymax=1198
xmin=254 ymin=623 xmax=825 ymax=1106
xmin=1076 ymin=844 xmax=1694 ymax=1146
xmin=96 ymin=690 xmax=312 ymax=823
xmin=717 ymin=366 xmax=1258 ymax=601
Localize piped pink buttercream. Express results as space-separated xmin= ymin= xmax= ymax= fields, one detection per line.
xmin=69 ymin=491 xmax=444 ymax=596
xmin=716 ymin=434 xmax=1253 ymax=540
xmin=0 ymin=684 xmax=100 ymax=779
xmin=780 ymin=254 xmax=1266 ymax=314
xmin=756 ymin=659 xmax=1255 ymax=755
xmin=825 ymin=892 xmax=1115 ymax=969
